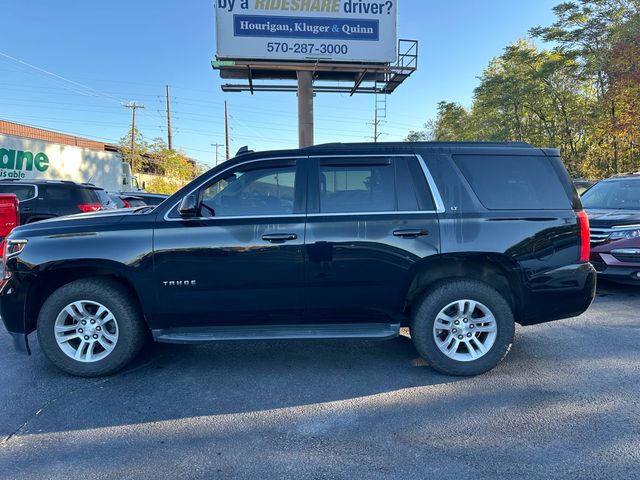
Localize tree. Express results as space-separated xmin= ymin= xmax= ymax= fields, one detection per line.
xmin=118 ymin=127 xmax=149 ymax=173
xmin=406 ymin=0 xmax=640 ymax=179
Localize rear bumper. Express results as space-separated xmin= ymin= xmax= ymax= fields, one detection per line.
xmin=517 ymin=262 xmax=597 ymax=326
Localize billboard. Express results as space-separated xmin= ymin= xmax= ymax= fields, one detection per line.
xmin=215 ymin=0 xmax=398 ymax=64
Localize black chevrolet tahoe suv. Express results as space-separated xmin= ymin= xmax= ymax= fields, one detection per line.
xmin=0 ymin=142 xmax=596 ymax=377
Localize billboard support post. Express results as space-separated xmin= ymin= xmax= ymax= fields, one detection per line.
xmin=297 ymin=71 xmax=314 ymax=148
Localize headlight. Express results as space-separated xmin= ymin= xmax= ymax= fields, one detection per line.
xmin=5 ymin=239 xmax=27 ymax=259
xmin=2 ymin=239 xmax=27 ymax=281
xmin=609 ymin=229 xmax=640 ymax=241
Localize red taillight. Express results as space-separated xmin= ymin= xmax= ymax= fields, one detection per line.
xmin=77 ymin=203 xmax=102 ymax=213
xmin=577 ymin=210 xmax=590 ymax=262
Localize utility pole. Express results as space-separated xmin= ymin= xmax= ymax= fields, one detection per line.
xmin=224 ymin=100 xmax=230 ymax=160
xmin=124 ymin=102 xmax=144 ymax=171
xmin=374 ymin=108 xmax=379 ymax=143
xmin=211 ymin=143 xmax=224 ymax=166
xmin=368 ymin=107 xmax=383 ymax=143
xmin=297 ymin=70 xmax=314 ymax=148
xmin=166 ymin=85 xmax=173 ymax=150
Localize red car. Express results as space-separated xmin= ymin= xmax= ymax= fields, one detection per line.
xmin=0 ymin=194 xmax=20 ymax=261
xmin=582 ymin=175 xmax=640 ymax=283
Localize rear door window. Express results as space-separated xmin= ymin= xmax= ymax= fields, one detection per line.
xmin=453 ymin=155 xmax=572 ymax=210
xmin=0 ymin=184 xmax=36 ymax=201
xmin=317 ymin=157 xmax=434 ymax=214
xmin=319 ymin=160 xmax=396 ymax=213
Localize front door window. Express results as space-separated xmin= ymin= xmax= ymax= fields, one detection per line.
xmin=200 ymin=166 xmax=297 ymax=217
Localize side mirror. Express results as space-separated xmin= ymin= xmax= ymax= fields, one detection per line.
xmin=178 ymin=194 xmax=199 ymax=218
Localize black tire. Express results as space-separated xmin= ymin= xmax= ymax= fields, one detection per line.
xmin=410 ymin=279 xmax=515 ymax=376
xmin=37 ymin=278 xmax=147 ymax=377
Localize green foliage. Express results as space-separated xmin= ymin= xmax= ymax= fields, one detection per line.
xmin=407 ymin=0 xmax=640 ymax=179
xmin=118 ymin=130 xmax=201 ymax=194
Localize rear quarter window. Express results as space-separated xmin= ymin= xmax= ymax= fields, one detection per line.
xmin=453 ymin=155 xmax=572 ymax=210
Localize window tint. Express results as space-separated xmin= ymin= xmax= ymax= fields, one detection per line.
xmin=398 ymin=157 xmax=435 ymax=211
xmin=320 ymin=162 xmax=395 ymax=213
xmin=0 ymin=184 xmax=36 ymax=201
xmin=44 ymin=186 xmax=75 ymax=203
xmin=581 ymin=180 xmax=640 ymax=210
xmin=453 ymin=155 xmax=572 ymax=210
xmin=201 ymin=165 xmax=296 ymax=217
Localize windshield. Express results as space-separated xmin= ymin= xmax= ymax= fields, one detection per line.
xmin=581 ymin=180 xmax=640 ymax=210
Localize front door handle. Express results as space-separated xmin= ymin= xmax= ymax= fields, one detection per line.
xmin=393 ymin=229 xmax=429 ymax=239
xmin=262 ymin=233 xmax=298 ymax=243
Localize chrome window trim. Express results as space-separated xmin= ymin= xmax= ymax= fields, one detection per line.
xmin=415 ymin=154 xmax=446 ymax=214
xmin=163 ymin=153 xmax=446 ymax=221
xmin=0 ymin=184 xmax=38 ymax=202
xmin=306 ymin=211 xmax=438 ymax=218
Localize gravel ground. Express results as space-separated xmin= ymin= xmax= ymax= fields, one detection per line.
xmin=0 ymin=281 xmax=639 ymax=480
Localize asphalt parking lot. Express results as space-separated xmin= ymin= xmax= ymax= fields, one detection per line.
xmin=0 ymin=282 xmax=639 ymax=480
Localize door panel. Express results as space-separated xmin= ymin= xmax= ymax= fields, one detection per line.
xmin=151 ymin=159 xmax=306 ymax=328
xmin=305 ymin=156 xmax=440 ymax=323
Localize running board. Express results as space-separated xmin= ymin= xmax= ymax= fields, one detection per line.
xmin=152 ymin=323 xmax=400 ymax=344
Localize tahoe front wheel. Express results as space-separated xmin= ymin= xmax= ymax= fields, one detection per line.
xmin=410 ymin=279 xmax=515 ymax=376
xmin=37 ymin=278 xmax=147 ymax=377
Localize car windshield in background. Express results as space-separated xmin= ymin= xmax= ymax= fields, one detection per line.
xmin=581 ymin=180 xmax=640 ymax=210
xmin=109 ymin=195 xmax=126 ymax=208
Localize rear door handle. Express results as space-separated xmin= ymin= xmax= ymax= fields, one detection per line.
xmin=393 ymin=229 xmax=429 ymax=239
xmin=262 ymin=233 xmax=298 ymax=243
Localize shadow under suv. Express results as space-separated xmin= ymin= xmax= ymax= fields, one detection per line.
xmin=0 ymin=142 xmax=596 ymax=377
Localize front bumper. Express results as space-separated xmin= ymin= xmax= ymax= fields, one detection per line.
xmin=591 ymin=251 xmax=640 ymax=284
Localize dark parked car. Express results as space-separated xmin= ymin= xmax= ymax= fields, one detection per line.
xmin=582 ymin=175 xmax=640 ymax=283
xmin=120 ymin=191 xmax=168 ymax=206
xmin=0 ymin=142 xmax=595 ymax=377
xmin=0 ymin=180 xmax=115 ymax=225
xmin=109 ymin=193 xmax=147 ymax=209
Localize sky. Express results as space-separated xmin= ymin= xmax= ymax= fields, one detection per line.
xmin=0 ymin=0 xmax=560 ymax=167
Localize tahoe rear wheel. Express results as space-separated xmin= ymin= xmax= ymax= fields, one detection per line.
xmin=37 ymin=278 xmax=146 ymax=377
xmin=410 ymin=279 xmax=515 ymax=376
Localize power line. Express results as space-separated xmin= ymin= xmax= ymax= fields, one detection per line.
xmin=0 ymin=51 xmax=125 ymax=105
